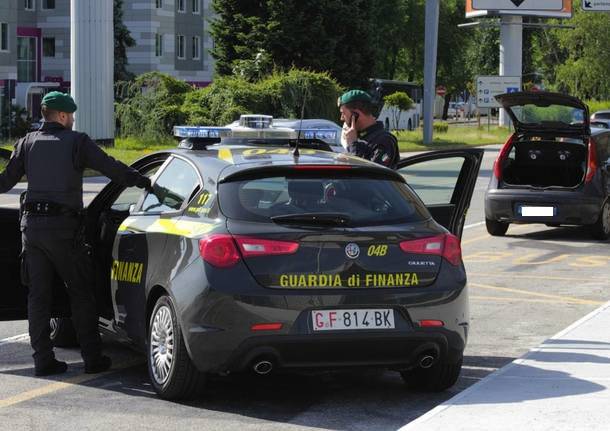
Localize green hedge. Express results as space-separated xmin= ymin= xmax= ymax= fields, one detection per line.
xmin=586 ymin=100 xmax=610 ymax=115
xmin=116 ymin=69 xmax=343 ymax=139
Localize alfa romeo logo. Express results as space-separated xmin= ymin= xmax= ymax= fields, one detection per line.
xmin=345 ymin=243 xmax=360 ymax=259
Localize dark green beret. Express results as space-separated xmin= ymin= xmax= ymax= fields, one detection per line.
xmin=41 ymin=91 xmax=77 ymax=113
xmin=337 ymin=89 xmax=372 ymax=107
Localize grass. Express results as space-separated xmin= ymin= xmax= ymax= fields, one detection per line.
xmin=395 ymin=125 xmax=511 ymax=152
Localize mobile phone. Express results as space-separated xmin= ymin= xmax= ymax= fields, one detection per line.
xmin=351 ymin=111 xmax=359 ymax=126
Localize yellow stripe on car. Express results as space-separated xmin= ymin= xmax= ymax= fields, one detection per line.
xmin=118 ymin=217 xmax=216 ymax=238
xmin=218 ymin=148 xmax=234 ymax=164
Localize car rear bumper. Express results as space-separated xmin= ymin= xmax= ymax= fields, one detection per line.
xmin=181 ymin=283 xmax=469 ymax=374
xmin=485 ymin=189 xmax=602 ymax=225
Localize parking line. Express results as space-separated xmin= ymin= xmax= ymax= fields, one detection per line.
xmin=470 ymin=282 xmax=604 ymax=305
xmin=0 ymin=359 xmax=142 ymax=409
xmin=469 ymin=272 xmax=607 ymax=283
xmin=0 ymin=333 xmax=29 ymax=347
xmin=470 ymin=295 xmax=604 ymax=305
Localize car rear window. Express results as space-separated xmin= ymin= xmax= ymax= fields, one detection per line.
xmin=512 ymin=104 xmax=585 ymax=126
xmin=219 ymin=174 xmax=429 ymax=226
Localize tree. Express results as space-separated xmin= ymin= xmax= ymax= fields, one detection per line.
xmin=114 ymin=0 xmax=136 ymax=82
xmin=384 ymin=92 xmax=414 ymax=129
xmin=209 ymin=0 xmax=378 ymax=87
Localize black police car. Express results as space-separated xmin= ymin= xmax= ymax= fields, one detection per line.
xmin=0 ymin=132 xmax=482 ymax=399
xmin=486 ymin=92 xmax=610 ymax=239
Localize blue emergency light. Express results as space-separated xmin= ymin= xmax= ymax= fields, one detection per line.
xmin=300 ymin=129 xmax=337 ymax=143
xmin=173 ymin=126 xmax=232 ymax=139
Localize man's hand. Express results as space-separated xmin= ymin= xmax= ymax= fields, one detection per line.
xmin=342 ymin=116 xmax=358 ymax=148
xmin=136 ymin=176 xmax=152 ymax=191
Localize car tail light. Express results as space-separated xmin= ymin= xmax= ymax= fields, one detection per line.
xmin=234 ymin=237 xmax=299 ymax=257
xmin=251 ymin=323 xmax=283 ymax=331
xmin=199 ymin=234 xmax=241 ymax=268
xmin=585 ymin=138 xmax=598 ymax=184
xmin=493 ymin=133 xmax=516 ymax=181
xmin=418 ymin=320 xmax=445 ymax=327
xmin=399 ymin=233 xmax=462 ymax=266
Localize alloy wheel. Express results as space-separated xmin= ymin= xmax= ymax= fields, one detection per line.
xmin=149 ymin=305 xmax=175 ymax=385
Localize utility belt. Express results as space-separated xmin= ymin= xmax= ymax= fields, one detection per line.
xmin=22 ymin=201 xmax=80 ymax=218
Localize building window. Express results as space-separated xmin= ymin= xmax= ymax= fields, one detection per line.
xmin=43 ymin=37 xmax=55 ymax=57
xmin=155 ymin=0 xmax=162 ymax=9
xmin=177 ymin=35 xmax=185 ymax=59
xmin=192 ymin=36 xmax=200 ymax=60
xmin=17 ymin=36 xmax=37 ymax=82
xmin=155 ymin=34 xmax=163 ymax=57
xmin=177 ymin=0 xmax=185 ymax=12
xmin=25 ymin=0 xmax=35 ymax=11
xmin=0 ymin=23 xmax=8 ymax=52
xmin=192 ymin=0 xmax=200 ymax=14
xmin=42 ymin=0 xmax=55 ymax=9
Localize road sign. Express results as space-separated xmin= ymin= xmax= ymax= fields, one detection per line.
xmin=473 ymin=0 xmax=563 ymax=10
xmin=466 ymin=0 xmax=572 ymax=18
xmin=582 ymin=0 xmax=610 ymax=11
xmin=436 ymin=86 xmax=447 ymax=97
xmin=476 ymin=76 xmax=522 ymax=108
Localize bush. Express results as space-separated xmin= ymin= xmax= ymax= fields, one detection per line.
xmin=115 ymin=72 xmax=192 ymax=139
xmin=586 ymin=100 xmax=610 ymax=115
xmin=182 ymin=68 xmax=343 ymax=126
xmin=433 ymin=122 xmax=449 ymax=133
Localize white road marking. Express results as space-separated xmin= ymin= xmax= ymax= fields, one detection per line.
xmin=0 ymin=333 xmax=29 ymax=347
xmin=464 ymin=221 xmax=485 ymax=229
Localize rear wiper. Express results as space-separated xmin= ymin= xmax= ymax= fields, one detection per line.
xmin=271 ymin=212 xmax=351 ymax=226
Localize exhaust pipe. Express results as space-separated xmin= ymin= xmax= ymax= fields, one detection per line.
xmin=252 ymin=360 xmax=273 ymax=375
xmin=419 ymin=354 xmax=436 ymax=369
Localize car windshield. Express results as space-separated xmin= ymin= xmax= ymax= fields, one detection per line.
xmin=511 ymin=104 xmax=586 ymax=127
xmin=219 ymin=174 xmax=429 ymax=226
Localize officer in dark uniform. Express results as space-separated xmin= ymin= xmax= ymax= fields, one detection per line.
xmin=338 ymin=89 xmax=400 ymax=169
xmin=0 ymin=92 xmax=151 ymax=376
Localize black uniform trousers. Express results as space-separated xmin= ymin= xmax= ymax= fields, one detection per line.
xmin=22 ymin=223 xmax=101 ymax=367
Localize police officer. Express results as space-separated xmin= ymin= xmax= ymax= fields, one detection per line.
xmin=338 ymin=89 xmax=400 ymax=169
xmin=0 ymin=92 xmax=151 ymax=376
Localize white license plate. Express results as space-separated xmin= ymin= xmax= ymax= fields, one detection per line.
xmin=311 ymin=309 xmax=395 ymax=331
xmin=520 ymin=206 xmax=554 ymax=217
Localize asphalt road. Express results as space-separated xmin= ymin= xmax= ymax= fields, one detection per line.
xmin=1 ymin=146 xmax=609 ymax=430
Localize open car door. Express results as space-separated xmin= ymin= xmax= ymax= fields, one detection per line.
xmin=0 ymin=147 xmax=29 ymax=320
xmin=396 ymin=149 xmax=483 ymax=239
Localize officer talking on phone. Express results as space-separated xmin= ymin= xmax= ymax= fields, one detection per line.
xmin=338 ymin=89 xmax=399 ymax=169
xmin=0 ymin=92 xmax=152 ymax=376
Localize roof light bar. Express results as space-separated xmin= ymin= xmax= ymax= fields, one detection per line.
xmin=301 ymin=129 xmax=338 ymax=142
xmin=173 ymin=126 xmax=232 ymax=139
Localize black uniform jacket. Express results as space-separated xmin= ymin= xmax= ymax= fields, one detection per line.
xmin=0 ymin=122 xmax=145 ymax=228
xmin=349 ymin=121 xmax=399 ymax=169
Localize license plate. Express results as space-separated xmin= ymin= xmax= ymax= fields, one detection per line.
xmin=520 ymin=206 xmax=555 ymax=217
xmin=311 ymin=309 xmax=395 ymax=331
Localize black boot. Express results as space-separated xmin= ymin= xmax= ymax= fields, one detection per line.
xmin=35 ymin=359 xmax=68 ymax=377
xmin=84 ymin=355 xmax=112 ymax=374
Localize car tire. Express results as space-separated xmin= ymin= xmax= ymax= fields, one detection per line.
xmin=147 ymin=295 xmax=205 ymax=400
xmin=400 ymin=356 xmax=463 ymax=392
xmin=49 ymin=317 xmax=79 ymax=348
xmin=485 ymin=218 xmax=509 ymax=236
xmin=589 ymin=200 xmax=610 ymax=240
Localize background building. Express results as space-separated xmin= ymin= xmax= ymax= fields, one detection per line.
xmin=0 ymin=0 xmax=215 ymax=134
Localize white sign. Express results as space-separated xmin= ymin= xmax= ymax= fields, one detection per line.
xmin=582 ymin=0 xmax=610 ymax=11
xmin=476 ymin=76 xmax=522 ymax=108
xmin=473 ymin=0 xmax=563 ymax=10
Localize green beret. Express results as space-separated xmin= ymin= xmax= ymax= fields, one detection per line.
xmin=337 ymin=89 xmax=372 ymax=107
xmin=41 ymin=91 xmax=77 ymax=113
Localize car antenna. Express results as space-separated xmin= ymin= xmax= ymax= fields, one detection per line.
xmin=294 ymin=85 xmax=308 ymax=159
